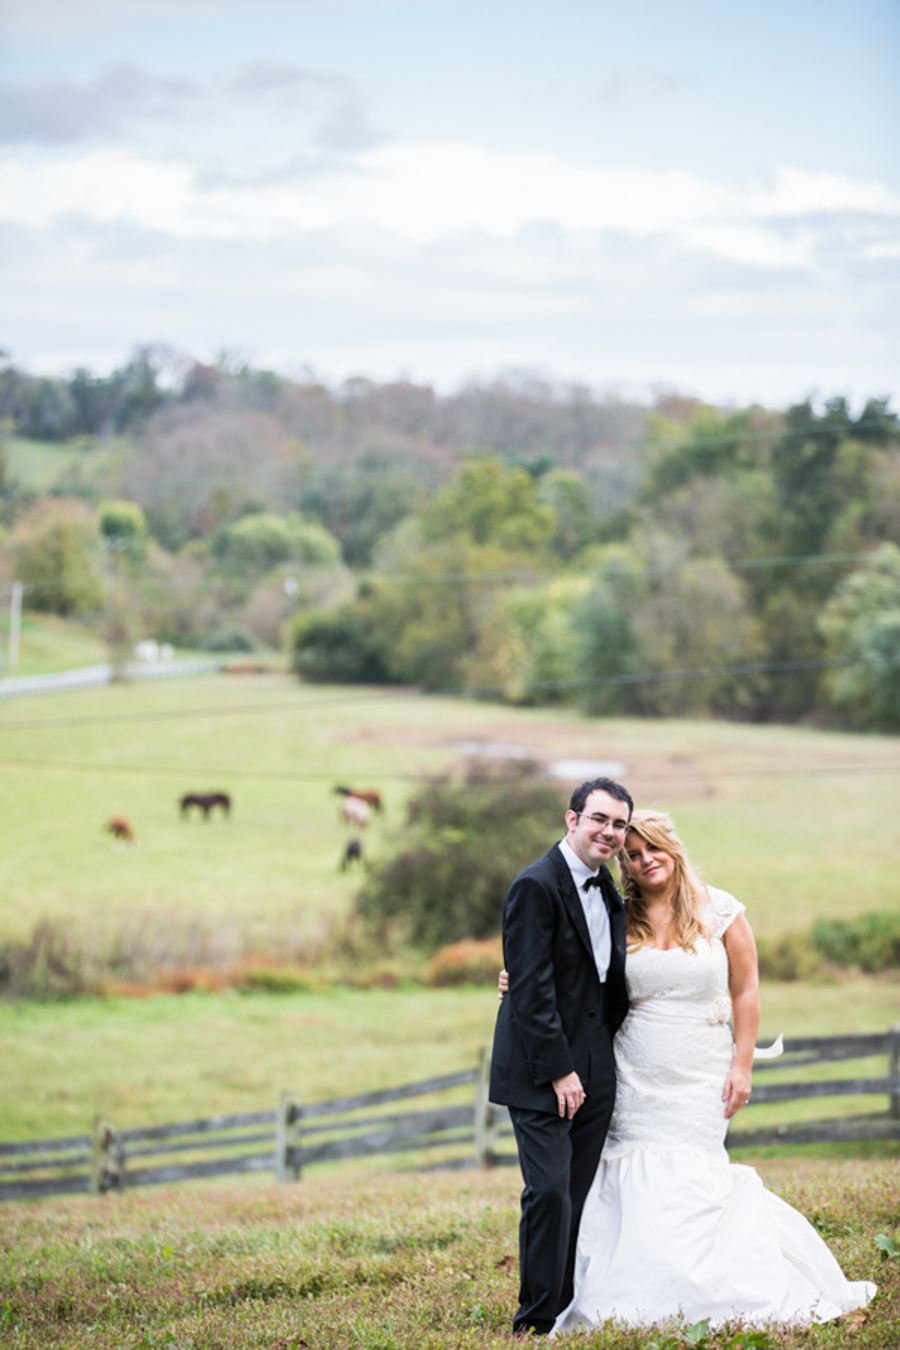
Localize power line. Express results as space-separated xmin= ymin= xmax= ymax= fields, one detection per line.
xmin=0 ymin=687 xmax=409 ymax=732
xmin=0 ymin=758 xmax=420 ymax=781
xmin=0 ymin=651 xmax=895 ymax=733
xmin=0 ymin=755 xmax=897 ymax=783
xmin=449 ymin=652 xmax=899 ymax=699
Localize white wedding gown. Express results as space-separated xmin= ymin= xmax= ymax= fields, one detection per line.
xmin=552 ymin=888 xmax=877 ymax=1334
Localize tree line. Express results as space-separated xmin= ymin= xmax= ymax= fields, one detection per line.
xmin=1 ymin=349 xmax=898 ymax=727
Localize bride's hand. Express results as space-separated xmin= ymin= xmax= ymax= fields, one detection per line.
xmin=722 ymin=1065 xmax=752 ymax=1118
xmin=498 ymin=968 xmax=509 ymax=1001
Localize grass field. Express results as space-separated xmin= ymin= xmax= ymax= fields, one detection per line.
xmin=2 ymin=671 xmax=900 ymax=946
xmin=1 ymin=612 xmax=109 ymax=677
xmin=1 ymin=1160 xmax=897 ymax=1348
xmin=4 ymin=435 xmax=84 ymax=491
xmin=3 ymin=434 xmax=125 ymax=493
xmin=3 ymin=677 xmax=899 ymax=1348
xmin=2 ymin=672 xmax=899 ymax=1144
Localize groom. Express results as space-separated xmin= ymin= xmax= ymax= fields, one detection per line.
xmin=489 ymin=776 xmax=632 ymax=1336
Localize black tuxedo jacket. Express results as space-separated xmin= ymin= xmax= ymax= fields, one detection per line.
xmin=489 ymin=843 xmax=629 ymax=1113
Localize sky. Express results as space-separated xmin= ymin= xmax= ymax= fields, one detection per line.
xmin=1 ymin=0 xmax=898 ymax=406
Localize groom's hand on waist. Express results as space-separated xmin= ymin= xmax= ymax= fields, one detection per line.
xmin=551 ymin=1071 xmax=585 ymax=1119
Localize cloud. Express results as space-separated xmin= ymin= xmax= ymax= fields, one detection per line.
xmin=752 ymin=166 xmax=900 ymax=219
xmin=596 ymin=68 xmax=705 ymax=106
xmin=0 ymin=60 xmax=387 ymax=181
xmin=2 ymin=212 xmax=896 ymax=407
xmin=1 ymin=141 xmax=895 ymax=271
xmin=226 ymin=61 xmax=343 ymax=97
xmin=315 ymin=99 xmax=386 ymax=152
xmin=0 ymin=66 xmax=199 ymax=145
xmin=0 ymin=0 xmax=339 ymax=37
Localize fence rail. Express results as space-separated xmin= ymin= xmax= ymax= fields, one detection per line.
xmin=0 ymin=658 xmax=222 ymax=700
xmin=2 ymin=1029 xmax=898 ymax=1202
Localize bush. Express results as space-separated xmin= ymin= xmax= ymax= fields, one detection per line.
xmin=289 ymin=604 xmax=390 ymax=682
xmin=356 ymin=759 xmax=565 ymax=950
xmin=204 ymin=625 xmax=260 ymax=653
xmin=755 ymin=932 xmax=825 ymax=982
xmin=811 ymin=911 xmax=900 ymax=973
xmin=0 ymin=921 xmax=90 ymax=1000
xmin=426 ymin=937 xmax=504 ymax=986
xmin=239 ymin=966 xmax=322 ymax=995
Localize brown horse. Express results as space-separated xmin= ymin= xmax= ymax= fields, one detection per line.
xmin=180 ymin=792 xmax=232 ymax=819
xmin=106 ymin=817 xmax=136 ymax=848
xmin=334 ymin=785 xmax=383 ymax=813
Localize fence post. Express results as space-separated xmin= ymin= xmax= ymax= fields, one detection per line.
xmin=474 ymin=1048 xmax=499 ymax=1168
xmin=889 ymin=1024 xmax=900 ymax=1121
xmin=276 ymin=1092 xmax=302 ymax=1182
xmin=91 ymin=1119 xmax=123 ymax=1195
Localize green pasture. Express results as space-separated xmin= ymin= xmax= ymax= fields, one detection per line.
xmin=3 ymin=435 xmax=83 ymax=490
xmin=1 ymin=671 xmax=899 ymax=943
xmin=1 ymin=976 xmax=898 ymax=1142
xmin=3 ymin=433 xmax=124 ymax=493
xmin=0 ymin=612 xmax=108 ymax=676
xmin=2 ymin=673 xmax=900 ymax=1147
xmin=0 ymin=612 xmax=216 ymax=677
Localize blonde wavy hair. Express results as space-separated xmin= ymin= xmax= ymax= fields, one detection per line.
xmin=618 ymin=810 xmax=711 ymax=953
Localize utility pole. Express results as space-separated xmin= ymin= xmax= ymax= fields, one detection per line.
xmin=8 ymin=581 xmax=22 ymax=678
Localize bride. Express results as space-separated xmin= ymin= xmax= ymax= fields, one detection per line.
xmin=501 ymin=809 xmax=876 ymax=1333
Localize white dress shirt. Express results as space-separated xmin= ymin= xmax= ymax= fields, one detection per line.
xmin=559 ymin=837 xmax=611 ymax=982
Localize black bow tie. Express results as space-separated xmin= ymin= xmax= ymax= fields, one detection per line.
xmin=583 ymin=874 xmax=604 ymax=891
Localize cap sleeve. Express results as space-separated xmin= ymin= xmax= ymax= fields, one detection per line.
xmin=704 ymin=887 xmax=746 ymax=939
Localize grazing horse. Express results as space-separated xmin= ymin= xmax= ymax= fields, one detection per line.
xmin=338 ymin=794 xmax=371 ymax=829
xmin=334 ymin=785 xmax=383 ymax=813
xmin=180 ymin=792 xmax=232 ymax=820
xmin=106 ymin=817 xmax=136 ymax=848
xmin=340 ymin=837 xmax=364 ymax=872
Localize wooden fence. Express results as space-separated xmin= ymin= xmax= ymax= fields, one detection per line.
xmin=726 ymin=1026 xmax=900 ymax=1149
xmin=2 ymin=1030 xmax=898 ymax=1202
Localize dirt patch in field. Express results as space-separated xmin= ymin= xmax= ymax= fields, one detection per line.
xmin=335 ymin=717 xmax=713 ymax=803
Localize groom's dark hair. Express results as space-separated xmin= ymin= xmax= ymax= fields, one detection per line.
xmin=569 ymin=777 xmax=633 ymax=818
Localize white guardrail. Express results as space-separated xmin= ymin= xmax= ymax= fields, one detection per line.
xmin=0 ymin=659 xmax=222 ymax=700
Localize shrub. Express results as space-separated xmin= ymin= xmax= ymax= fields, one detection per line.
xmin=755 ymin=932 xmax=825 ymax=982
xmin=811 ymin=911 xmax=900 ymax=973
xmin=239 ymin=966 xmax=322 ymax=995
xmin=426 ymin=937 xmax=504 ymax=986
xmin=356 ymin=759 xmax=565 ymax=950
xmin=289 ymin=604 xmax=391 ymax=683
xmin=204 ymin=624 xmax=260 ymax=653
xmin=0 ymin=921 xmax=90 ymax=1000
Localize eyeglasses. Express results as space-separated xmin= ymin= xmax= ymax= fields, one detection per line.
xmin=575 ymin=812 xmax=630 ymax=835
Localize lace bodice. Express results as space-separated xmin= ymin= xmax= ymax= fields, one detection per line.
xmin=625 ymin=887 xmax=745 ymax=1013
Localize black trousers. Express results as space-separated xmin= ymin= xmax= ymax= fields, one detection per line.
xmin=508 ymin=1039 xmax=616 ymax=1336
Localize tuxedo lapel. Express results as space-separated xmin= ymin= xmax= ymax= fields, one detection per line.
xmin=549 ymin=844 xmax=596 ymax=963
